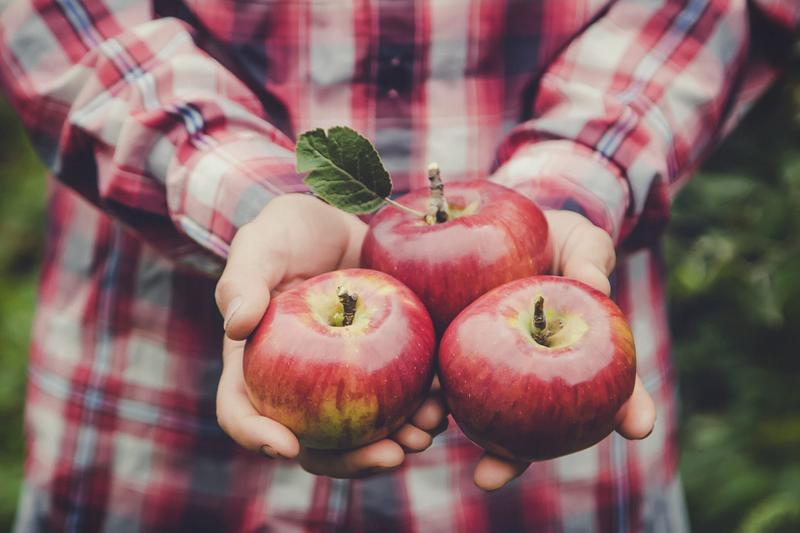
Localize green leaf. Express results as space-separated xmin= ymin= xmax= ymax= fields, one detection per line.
xmin=296 ymin=126 xmax=392 ymax=214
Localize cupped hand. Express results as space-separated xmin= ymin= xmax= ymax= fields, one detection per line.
xmin=472 ymin=210 xmax=657 ymax=491
xmin=214 ymin=194 xmax=447 ymax=477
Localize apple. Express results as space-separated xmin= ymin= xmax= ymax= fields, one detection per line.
xmin=438 ymin=275 xmax=636 ymax=461
xmin=361 ymin=179 xmax=552 ymax=333
xmin=243 ymin=268 xmax=436 ymax=450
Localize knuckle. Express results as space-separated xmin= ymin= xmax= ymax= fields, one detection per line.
xmin=265 ymin=193 xmax=308 ymax=216
xmin=233 ymin=221 xmax=259 ymax=244
xmin=594 ymin=227 xmax=614 ymax=249
xmin=581 ymin=225 xmax=615 ymax=269
xmin=592 ymin=228 xmax=616 ymax=268
xmin=214 ymin=278 xmax=237 ymax=310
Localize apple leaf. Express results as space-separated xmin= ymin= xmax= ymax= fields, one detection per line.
xmin=296 ymin=126 xmax=392 ymax=214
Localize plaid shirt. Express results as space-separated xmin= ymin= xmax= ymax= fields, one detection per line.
xmin=2 ymin=0 xmax=797 ymax=531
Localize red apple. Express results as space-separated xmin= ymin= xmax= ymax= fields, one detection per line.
xmin=361 ymin=180 xmax=552 ymax=333
xmin=243 ymin=268 xmax=436 ymax=450
xmin=438 ymin=276 xmax=636 ymax=461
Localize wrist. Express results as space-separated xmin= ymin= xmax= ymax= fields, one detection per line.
xmin=490 ymin=140 xmax=629 ymax=245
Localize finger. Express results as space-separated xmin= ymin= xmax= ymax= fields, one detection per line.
xmin=410 ymin=395 xmax=447 ymax=433
xmin=546 ymin=211 xmax=615 ymax=296
xmin=215 ymin=221 xmax=288 ymax=340
xmin=615 ymin=374 xmax=657 ymax=440
xmin=473 ymin=453 xmax=530 ymax=491
xmin=393 ymin=423 xmax=433 ymax=453
xmin=564 ymin=260 xmax=612 ymax=296
xmin=216 ymin=338 xmax=300 ymax=458
xmin=409 ymin=376 xmax=447 ymax=434
xmin=560 ymin=223 xmax=614 ymax=295
xmin=299 ymin=439 xmax=405 ymax=478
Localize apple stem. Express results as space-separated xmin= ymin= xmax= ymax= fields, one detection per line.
xmin=337 ymin=286 xmax=358 ymax=327
xmin=532 ymin=296 xmax=549 ymax=346
xmin=531 ymin=296 xmax=564 ymax=346
xmin=425 ymin=162 xmax=449 ymax=225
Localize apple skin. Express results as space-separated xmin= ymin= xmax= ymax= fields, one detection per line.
xmin=243 ymin=269 xmax=436 ymax=450
xmin=438 ymin=275 xmax=636 ymax=461
xmin=360 ymin=180 xmax=552 ymax=333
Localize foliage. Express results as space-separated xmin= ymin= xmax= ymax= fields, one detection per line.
xmin=297 ymin=126 xmax=393 ymax=214
xmin=0 ymin=100 xmax=46 ymax=530
xmin=667 ymin=64 xmax=800 ymax=532
xmin=0 ymin=67 xmax=799 ymax=531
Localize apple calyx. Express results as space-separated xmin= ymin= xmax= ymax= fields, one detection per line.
xmin=531 ymin=296 xmax=563 ymax=347
xmin=425 ymin=162 xmax=449 ymax=225
xmin=332 ymin=286 xmax=359 ymax=327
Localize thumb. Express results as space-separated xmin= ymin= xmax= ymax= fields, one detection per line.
xmin=547 ymin=211 xmax=616 ymax=296
xmin=215 ymin=222 xmax=288 ymax=340
xmin=615 ymin=374 xmax=657 ymax=440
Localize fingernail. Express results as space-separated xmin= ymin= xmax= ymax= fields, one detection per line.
xmin=261 ymin=445 xmax=280 ymax=459
xmin=224 ymin=297 xmax=243 ymax=332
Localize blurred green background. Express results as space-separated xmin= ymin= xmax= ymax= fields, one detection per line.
xmin=1 ymin=69 xmax=800 ymax=531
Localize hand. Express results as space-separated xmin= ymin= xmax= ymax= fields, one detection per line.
xmin=214 ymin=194 xmax=447 ymax=477
xmin=472 ymin=210 xmax=657 ymax=491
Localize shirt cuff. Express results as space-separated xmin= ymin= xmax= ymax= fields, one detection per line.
xmin=166 ymin=132 xmax=305 ymax=270
xmin=490 ymin=140 xmax=631 ymax=245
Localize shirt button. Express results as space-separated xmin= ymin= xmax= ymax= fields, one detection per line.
xmin=387 ymin=88 xmax=399 ymax=99
xmin=390 ymin=56 xmax=402 ymax=67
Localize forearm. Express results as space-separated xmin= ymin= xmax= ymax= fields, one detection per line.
xmin=0 ymin=1 xmax=304 ymax=272
xmin=492 ymin=0 xmax=799 ymax=246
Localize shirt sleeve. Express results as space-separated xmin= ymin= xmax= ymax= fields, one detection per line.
xmin=490 ymin=0 xmax=800 ymax=247
xmin=0 ymin=0 xmax=305 ymax=273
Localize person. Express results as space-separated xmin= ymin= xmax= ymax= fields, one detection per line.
xmin=1 ymin=0 xmax=796 ymax=531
